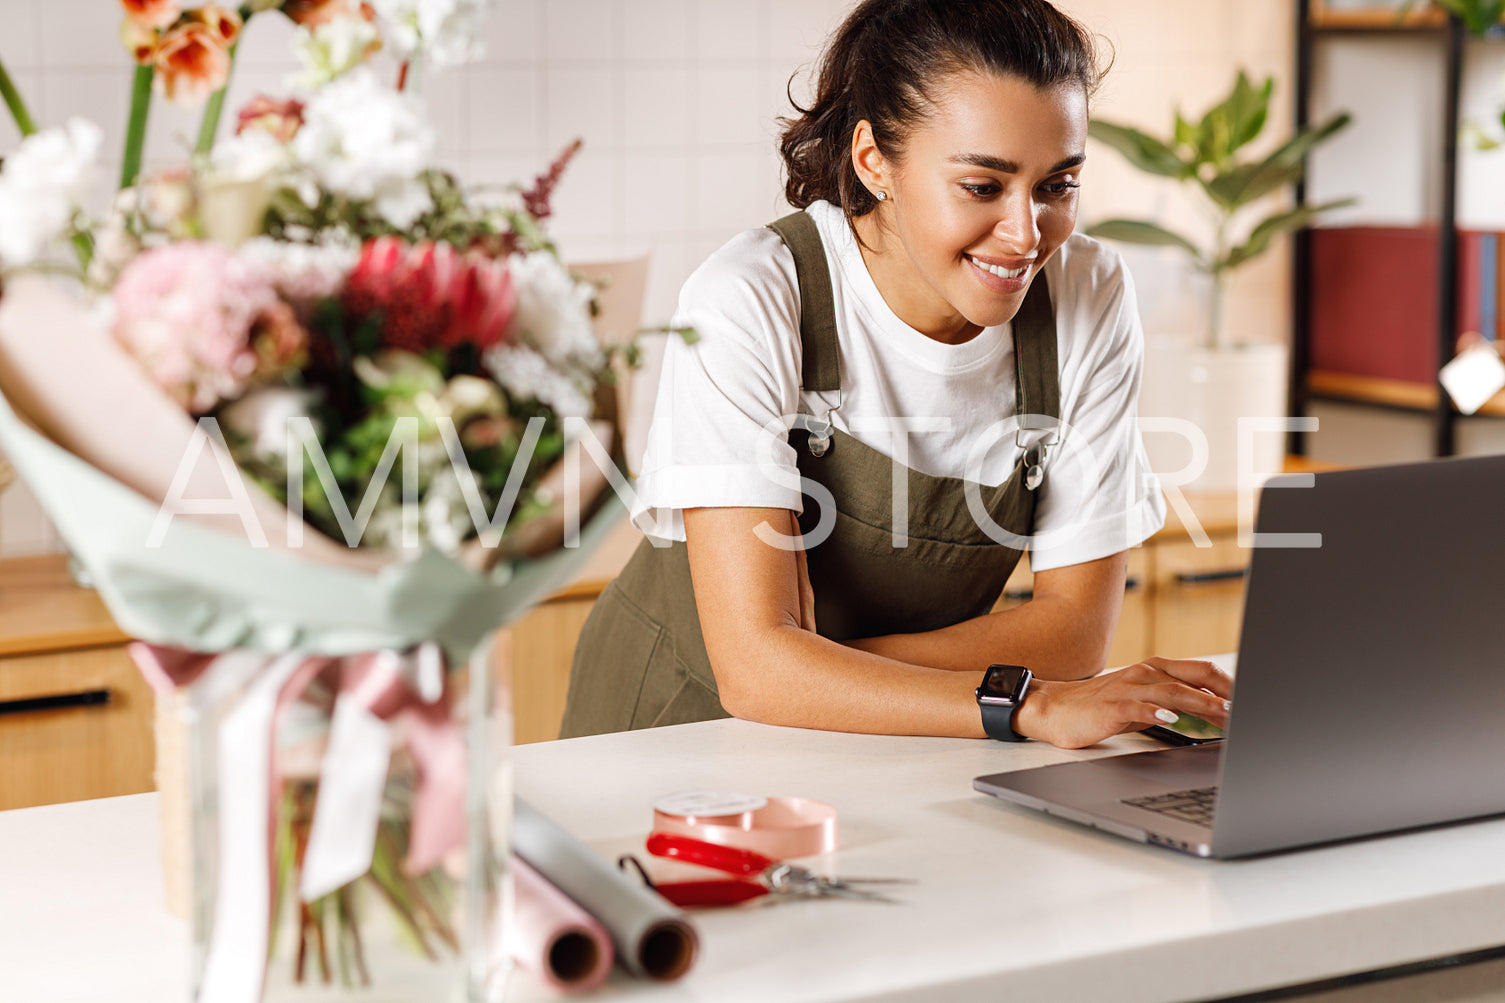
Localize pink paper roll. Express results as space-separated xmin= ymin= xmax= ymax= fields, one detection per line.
xmin=512 ymin=857 xmax=614 ymax=994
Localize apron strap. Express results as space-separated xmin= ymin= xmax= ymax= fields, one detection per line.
xmin=767 ymin=212 xmax=841 ymax=394
xmin=1011 ymin=274 xmax=1062 ymax=455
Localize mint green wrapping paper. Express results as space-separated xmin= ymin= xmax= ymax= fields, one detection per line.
xmin=0 ymin=371 xmax=626 ymax=661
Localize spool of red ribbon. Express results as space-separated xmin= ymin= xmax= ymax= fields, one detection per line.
xmin=650 ymin=791 xmax=838 ymax=860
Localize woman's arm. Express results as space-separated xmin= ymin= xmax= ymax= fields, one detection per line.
xmin=843 ymin=554 xmax=1128 ymax=680
xmin=685 ymin=507 xmax=1229 ymax=745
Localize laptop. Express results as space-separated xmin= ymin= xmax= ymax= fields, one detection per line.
xmin=974 ymin=454 xmax=1505 ymax=858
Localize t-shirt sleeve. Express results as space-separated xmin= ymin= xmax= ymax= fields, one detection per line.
xmin=629 ymin=229 xmax=807 ymax=540
xmin=1026 ymin=244 xmax=1166 ymax=571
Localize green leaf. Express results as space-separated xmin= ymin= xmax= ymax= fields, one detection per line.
xmin=1196 ymin=71 xmax=1272 ymax=166
xmin=1084 ymin=219 xmax=1206 ymax=264
xmin=1219 ymin=198 xmax=1356 ymax=271
xmin=1087 ymin=120 xmax=1192 ymax=179
xmin=1203 ymin=110 xmax=1352 ymax=209
xmin=1433 ymin=0 xmax=1505 ymax=34
xmin=1174 ymin=110 xmax=1198 ymax=152
xmin=1202 ymin=161 xmax=1304 ymax=210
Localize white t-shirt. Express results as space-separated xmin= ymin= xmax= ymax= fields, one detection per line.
xmin=631 ymin=200 xmax=1165 ymax=572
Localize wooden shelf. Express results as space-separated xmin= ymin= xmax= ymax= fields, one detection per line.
xmin=1307 ymin=369 xmax=1505 ymax=416
xmin=1308 ymin=2 xmax=1448 ymax=30
xmin=0 ymin=555 xmax=131 ymax=657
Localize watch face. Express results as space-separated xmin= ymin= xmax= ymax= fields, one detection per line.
xmin=979 ymin=664 xmax=1029 ymax=702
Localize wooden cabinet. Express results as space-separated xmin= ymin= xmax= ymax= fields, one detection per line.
xmin=0 ymin=556 xmax=154 ymax=810
xmin=508 ymin=585 xmax=598 ymax=746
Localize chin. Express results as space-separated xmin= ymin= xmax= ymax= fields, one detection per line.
xmin=965 ymin=298 xmax=1024 ymax=330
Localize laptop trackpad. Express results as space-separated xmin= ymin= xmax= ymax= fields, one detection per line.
xmin=1093 ymin=743 xmax=1223 ymax=787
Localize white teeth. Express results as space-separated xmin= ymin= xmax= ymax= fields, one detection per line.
xmin=969 ymin=255 xmax=1028 ymax=280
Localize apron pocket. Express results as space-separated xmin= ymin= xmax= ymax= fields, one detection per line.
xmin=634 ymin=647 xmax=726 ymax=730
xmin=559 ymin=583 xmax=667 ymax=738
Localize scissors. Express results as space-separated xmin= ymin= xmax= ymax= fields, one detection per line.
xmin=632 ymin=832 xmax=911 ymax=907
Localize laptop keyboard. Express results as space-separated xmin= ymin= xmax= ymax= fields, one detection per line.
xmin=1123 ymin=786 xmax=1218 ymax=826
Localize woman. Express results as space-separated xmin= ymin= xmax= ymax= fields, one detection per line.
xmin=560 ymin=0 xmax=1231 ymax=747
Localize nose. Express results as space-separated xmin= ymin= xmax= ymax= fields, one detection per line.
xmin=992 ymin=193 xmax=1040 ymax=253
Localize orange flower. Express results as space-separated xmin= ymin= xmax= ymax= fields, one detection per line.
xmin=119 ymin=0 xmax=180 ymax=31
xmin=282 ymin=0 xmax=360 ymax=28
xmin=119 ymin=15 xmax=159 ymax=64
xmin=185 ymin=3 xmax=242 ymax=47
xmin=154 ymin=21 xmax=233 ymax=106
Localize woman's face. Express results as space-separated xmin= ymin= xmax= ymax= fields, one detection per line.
xmin=854 ymin=71 xmax=1088 ymax=343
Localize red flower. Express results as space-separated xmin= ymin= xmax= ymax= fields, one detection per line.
xmin=343 ymin=238 xmax=516 ymax=354
xmin=445 ymin=253 xmax=516 ymax=350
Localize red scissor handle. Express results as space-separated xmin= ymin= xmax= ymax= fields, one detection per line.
xmin=645 ymin=832 xmax=776 ymax=876
xmin=649 ymin=879 xmax=768 ymax=908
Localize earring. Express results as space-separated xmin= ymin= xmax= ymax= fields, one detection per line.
xmin=875 ymin=190 xmax=888 ymax=202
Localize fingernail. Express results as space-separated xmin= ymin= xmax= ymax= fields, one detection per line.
xmin=1155 ymin=708 xmax=1179 ymax=724
xmin=1222 ymin=700 xmax=1231 ymax=712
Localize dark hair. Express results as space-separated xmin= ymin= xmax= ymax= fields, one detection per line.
xmin=779 ymin=0 xmax=1107 ymax=225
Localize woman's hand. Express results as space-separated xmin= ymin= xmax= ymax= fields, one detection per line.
xmin=1012 ymin=657 xmax=1232 ymax=750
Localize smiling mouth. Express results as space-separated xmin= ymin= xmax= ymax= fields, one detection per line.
xmin=966 ymin=255 xmax=1030 ymax=280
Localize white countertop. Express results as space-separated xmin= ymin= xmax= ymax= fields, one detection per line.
xmin=5 ymin=700 xmax=1505 ymax=1002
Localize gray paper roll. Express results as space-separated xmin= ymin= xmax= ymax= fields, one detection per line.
xmin=514 ymin=799 xmax=699 ymax=981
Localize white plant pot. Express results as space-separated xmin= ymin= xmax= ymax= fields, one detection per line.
xmin=1138 ymin=339 xmax=1290 ymax=496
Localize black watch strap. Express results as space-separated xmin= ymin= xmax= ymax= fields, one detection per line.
xmin=979 ymin=699 xmax=1028 ymax=742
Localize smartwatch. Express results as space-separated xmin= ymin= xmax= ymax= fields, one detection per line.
xmin=975 ymin=664 xmax=1033 ymax=742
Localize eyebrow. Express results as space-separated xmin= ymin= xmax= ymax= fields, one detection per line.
xmin=948 ymin=152 xmax=1086 ymax=174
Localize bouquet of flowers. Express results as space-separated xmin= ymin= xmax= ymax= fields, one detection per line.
xmin=0 ymin=4 xmax=674 ymax=1000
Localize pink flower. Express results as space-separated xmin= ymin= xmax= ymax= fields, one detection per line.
xmin=342 ymin=237 xmax=516 ymax=354
xmin=120 ymin=0 xmax=180 ymax=31
xmin=154 ymin=18 xmax=237 ymax=105
xmin=235 ymin=96 xmax=306 ymax=144
xmin=112 ymin=242 xmax=308 ymax=414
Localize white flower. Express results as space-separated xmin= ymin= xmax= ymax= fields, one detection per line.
xmin=288 ymin=16 xmax=379 ymax=90
xmin=420 ymin=464 xmax=480 ymax=554
xmin=290 ymin=67 xmax=435 ymax=228
xmin=219 ymin=386 xmax=323 ymax=466
xmin=0 ymin=118 xmax=103 ymax=266
xmin=483 ymin=343 xmax=595 ymax=421
xmin=369 ymin=0 xmax=491 ymax=68
xmin=207 ymin=129 xmax=292 ymax=185
xmin=237 ymin=236 xmax=358 ymax=304
xmin=506 ymin=251 xmax=603 ymax=370
xmin=86 ymin=190 xmax=145 ymax=288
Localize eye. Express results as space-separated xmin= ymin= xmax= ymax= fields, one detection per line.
xmin=961 ymin=182 xmax=1001 ymax=199
xmin=1040 ymin=178 xmax=1081 ymax=198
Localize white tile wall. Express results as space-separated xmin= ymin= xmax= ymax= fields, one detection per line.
xmin=0 ymin=0 xmax=1299 ymax=555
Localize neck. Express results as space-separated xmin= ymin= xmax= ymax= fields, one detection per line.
xmin=852 ymin=210 xmax=980 ymax=345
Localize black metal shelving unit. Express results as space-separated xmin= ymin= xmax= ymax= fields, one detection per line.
xmin=1290 ymin=0 xmax=1484 ymax=458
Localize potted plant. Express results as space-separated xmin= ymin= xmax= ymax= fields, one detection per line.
xmin=1087 ymin=70 xmax=1352 ymax=492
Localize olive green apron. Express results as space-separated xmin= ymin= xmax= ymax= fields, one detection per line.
xmin=559 ymin=212 xmax=1061 ymax=738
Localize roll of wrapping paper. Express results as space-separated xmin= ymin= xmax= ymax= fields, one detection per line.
xmin=511 ymin=858 xmax=614 ymax=993
xmin=514 ymin=799 xmax=699 ymax=981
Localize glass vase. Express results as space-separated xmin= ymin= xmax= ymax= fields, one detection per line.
xmin=182 ymin=634 xmax=512 ymax=1003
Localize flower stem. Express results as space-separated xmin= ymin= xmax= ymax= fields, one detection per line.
xmin=120 ymin=65 xmax=154 ymax=190
xmin=194 ymin=40 xmax=241 ymax=157
xmin=0 ymin=55 xmax=37 ymax=137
